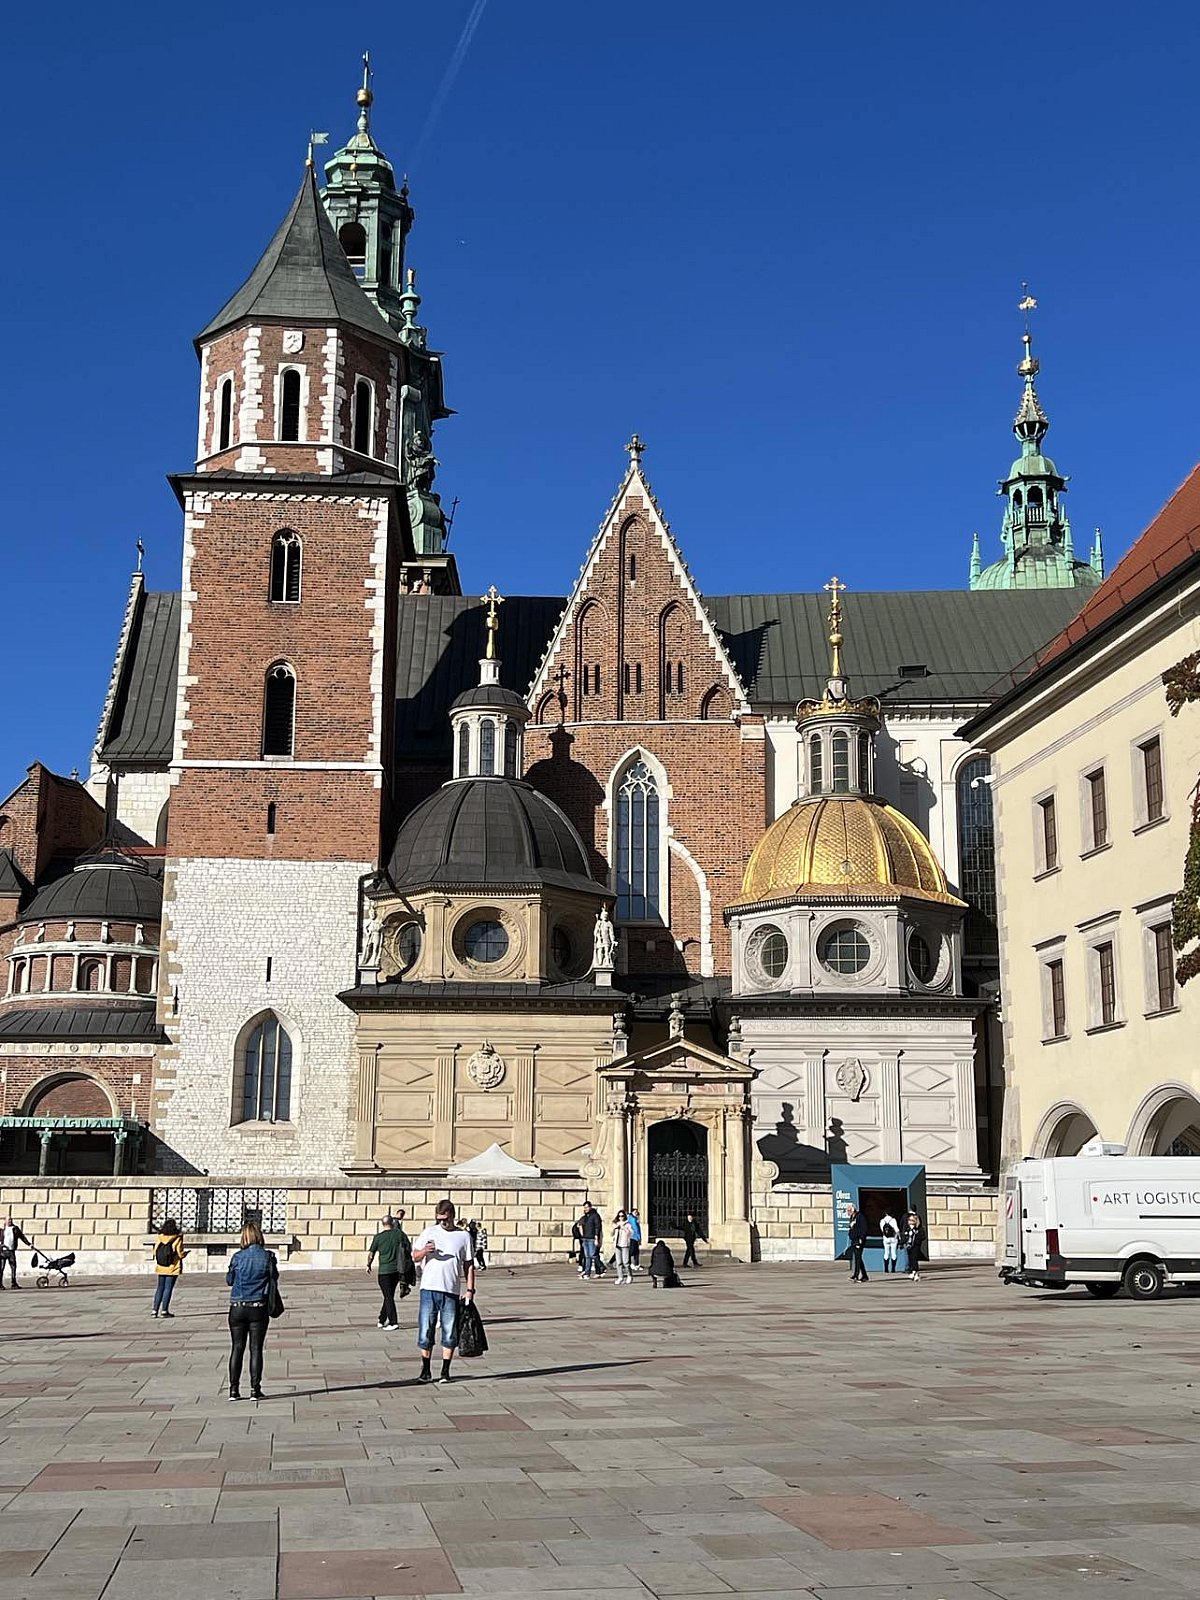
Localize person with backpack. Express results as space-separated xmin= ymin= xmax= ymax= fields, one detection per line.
xmin=366 ymin=1213 xmax=413 ymax=1331
xmin=152 ymin=1218 xmax=187 ymax=1317
xmin=226 ymin=1221 xmax=279 ymax=1401
xmin=879 ymin=1209 xmax=900 ymax=1273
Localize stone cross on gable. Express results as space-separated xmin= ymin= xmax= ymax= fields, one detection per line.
xmin=625 ymin=432 xmax=645 ymax=469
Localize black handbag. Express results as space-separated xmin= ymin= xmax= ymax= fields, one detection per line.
xmin=267 ymin=1277 xmax=285 ymax=1319
xmin=455 ymin=1298 xmax=488 ymax=1358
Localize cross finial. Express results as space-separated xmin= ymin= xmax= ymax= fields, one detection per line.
xmin=482 ymin=584 xmax=505 ymax=660
xmin=135 ymin=538 xmax=145 ymax=575
xmin=824 ymin=576 xmax=847 ymax=682
xmin=626 ymin=432 xmax=645 ymax=470
xmin=1017 ymin=282 xmax=1039 ymax=378
xmin=356 ymin=50 xmax=374 ymax=135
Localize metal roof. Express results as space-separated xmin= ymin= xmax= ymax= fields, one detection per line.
xmin=196 ymin=168 xmax=401 ymax=349
xmin=21 ymin=854 xmax=163 ymax=924
xmin=0 ymin=1003 xmax=165 ymax=1043
xmin=0 ymin=849 xmax=29 ymax=899
xmin=98 ymin=591 xmax=179 ymax=766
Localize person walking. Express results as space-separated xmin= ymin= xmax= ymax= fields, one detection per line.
xmin=903 ymin=1210 xmax=925 ymax=1281
xmin=612 ymin=1211 xmax=634 ymax=1285
xmin=152 ymin=1218 xmax=187 ymax=1317
xmin=628 ymin=1208 xmax=643 ymax=1272
xmin=680 ymin=1211 xmax=706 ymax=1269
xmin=367 ymin=1213 xmax=412 ymax=1331
xmin=412 ymin=1199 xmax=476 ymax=1385
xmin=879 ymin=1209 xmax=900 ymax=1274
xmin=473 ymin=1222 xmax=489 ymax=1271
xmin=0 ymin=1214 xmax=32 ymax=1289
xmin=225 ymin=1222 xmax=278 ymax=1401
xmin=576 ymin=1201 xmax=603 ymax=1281
xmin=847 ymin=1204 xmax=870 ymax=1282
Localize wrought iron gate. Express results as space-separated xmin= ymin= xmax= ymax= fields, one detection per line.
xmin=649 ymin=1148 xmax=708 ymax=1237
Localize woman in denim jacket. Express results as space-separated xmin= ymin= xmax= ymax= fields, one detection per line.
xmin=225 ymin=1222 xmax=278 ymax=1401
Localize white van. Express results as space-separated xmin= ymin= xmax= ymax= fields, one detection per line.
xmin=1001 ymin=1153 xmax=1200 ymax=1300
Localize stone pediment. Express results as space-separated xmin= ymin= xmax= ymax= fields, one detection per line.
xmin=600 ymin=1037 xmax=756 ymax=1084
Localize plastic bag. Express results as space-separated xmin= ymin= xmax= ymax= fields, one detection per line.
xmin=455 ymin=1298 xmax=489 ymax=1358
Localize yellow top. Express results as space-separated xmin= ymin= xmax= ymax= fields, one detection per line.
xmin=741 ymin=794 xmax=965 ymax=907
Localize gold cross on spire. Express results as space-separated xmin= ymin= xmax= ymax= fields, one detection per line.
xmin=626 ymin=433 xmax=645 ymax=470
xmin=824 ymin=576 xmax=847 ymax=682
xmin=1018 ymin=282 xmax=1039 ymax=378
xmin=482 ymin=584 xmax=505 ymax=660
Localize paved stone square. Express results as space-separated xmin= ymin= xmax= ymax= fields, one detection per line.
xmin=0 ymin=1259 xmax=1197 ymax=1597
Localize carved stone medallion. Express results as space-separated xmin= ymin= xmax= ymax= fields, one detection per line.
xmin=835 ymin=1058 xmax=868 ymax=1101
xmin=466 ymin=1041 xmax=506 ymax=1090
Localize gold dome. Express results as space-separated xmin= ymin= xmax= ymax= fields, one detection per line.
xmin=741 ymin=795 xmax=965 ymax=907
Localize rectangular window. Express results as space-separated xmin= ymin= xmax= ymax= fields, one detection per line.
xmin=623 ymin=662 xmax=631 ymax=694
xmin=1153 ymin=922 xmax=1175 ymax=1012
xmin=1142 ymin=737 xmax=1164 ymax=822
xmin=1086 ymin=769 xmax=1108 ymax=850
xmin=1048 ymin=958 xmax=1066 ymax=1039
xmin=1097 ymin=941 xmax=1117 ymax=1026
xmin=1038 ymin=795 xmax=1058 ymax=871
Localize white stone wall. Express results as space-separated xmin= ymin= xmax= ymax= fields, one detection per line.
xmin=113 ymin=770 xmax=170 ymax=846
xmin=156 ymin=857 xmax=367 ymax=1178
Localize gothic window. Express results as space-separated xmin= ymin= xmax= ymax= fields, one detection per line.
xmin=269 ymin=530 xmax=302 ymax=603
xmin=615 ymin=758 xmax=662 ymax=921
xmin=279 ymin=369 xmax=302 ymax=441
xmin=480 ymin=720 xmax=496 ymax=776
xmin=339 ymin=222 xmax=367 ymax=278
xmin=262 ymin=664 xmax=296 ymax=758
xmin=503 ymin=721 xmax=518 ymax=777
xmin=957 ymin=755 xmax=997 ymax=959
xmin=352 ymin=378 xmax=374 ymax=456
xmin=217 ymin=377 xmax=234 ymax=451
xmin=809 ymin=734 xmax=824 ymax=794
xmin=239 ymin=1014 xmax=292 ymax=1123
xmin=831 ymin=732 xmax=850 ymax=793
xmin=457 ymin=722 xmax=470 ymax=777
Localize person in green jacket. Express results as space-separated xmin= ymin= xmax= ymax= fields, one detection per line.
xmin=366 ymin=1212 xmax=413 ymax=1330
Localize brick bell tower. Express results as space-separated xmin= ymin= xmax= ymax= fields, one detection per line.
xmin=156 ymin=90 xmax=452 ymax=1177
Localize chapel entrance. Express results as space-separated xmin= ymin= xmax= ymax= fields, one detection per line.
xmin=648 ymin=1118 xmax=708 ymax=1238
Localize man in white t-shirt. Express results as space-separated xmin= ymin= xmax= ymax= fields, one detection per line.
xmin=411 ymin=1199 xmax=476 ymax=1384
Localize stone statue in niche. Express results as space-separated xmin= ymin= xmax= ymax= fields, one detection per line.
xmin=592 ymin=905 xmax=616 ymax=970
xmin=466 ymin=1041 xmax=506 ymax=1089
xmin=359 ymin=902 xmax=384 ymax=969
xmin=835 ymin=1058 xmax=868 ymax=1101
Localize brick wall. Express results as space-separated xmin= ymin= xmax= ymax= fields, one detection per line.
xmin=0 ymin=765 xmax=105 ymax=888
xmin=0 ymin=1053 xmax=152 ymax=1120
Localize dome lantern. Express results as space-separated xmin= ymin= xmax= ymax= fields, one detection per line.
xmin=449 ymin=585 xmax=530 ymax=780
xmin=795 ymin=578 xmax=881 ymax=799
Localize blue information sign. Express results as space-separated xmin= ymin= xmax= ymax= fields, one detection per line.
xmin=831 ymin=1163 xmax=928 ymax=1272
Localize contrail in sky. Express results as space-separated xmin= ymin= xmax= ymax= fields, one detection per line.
xmin=410 ymin=0 xmax=490 ymax=171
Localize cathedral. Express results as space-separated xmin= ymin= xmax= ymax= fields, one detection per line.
xmin=0 ymin=75 xmax=1101 ymax=1263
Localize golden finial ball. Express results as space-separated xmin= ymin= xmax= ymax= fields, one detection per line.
xmin=357 ymin=87 xmax=374 ymax=107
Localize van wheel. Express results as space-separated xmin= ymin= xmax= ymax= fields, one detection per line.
xmin=1123 ymin=1260 xmax=1164 ymax=1301
xmin=1084 ymin=1282 xmax=1120 ymax=1298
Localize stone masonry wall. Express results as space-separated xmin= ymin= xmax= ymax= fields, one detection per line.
xmin=752 ymin=1179 xmax=1000 ymax=1261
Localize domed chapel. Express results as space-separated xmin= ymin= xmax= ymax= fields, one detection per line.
xmin=0 ymin=69 xmax=1098 ymax=1260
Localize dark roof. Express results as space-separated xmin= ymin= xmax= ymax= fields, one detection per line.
xmin=22 ymin=853 xmax=163 ymax=924
xmin=99 ymin=590 xmax=179 ymax=766
xmin=387 ymin=778 xmax=606 ymax=898
xmin=450 ymin=682 xmax=530 ymax=713
xmin=197 ymin=169 xmax=401 ymax=348
xmin=0 ymin=849 xmax=29 ymax=900
xmin=1037 ymin=460 xmax=1200 ymax=667
xmin=0 ymin=1003 xmax=165 ymax=1043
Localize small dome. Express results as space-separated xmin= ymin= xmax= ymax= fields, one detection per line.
xmin=450 ymin=683 xmax=530 ymax=714
xmin=742 ymin=795 xmax=963 ymax=906
xmin=973 ymin=550 xmax=1101 ymax=592
xmin=21 ymin=851 xmax=163 ymax=925
xmin=388 ymin=779 xmax=606 ymax=897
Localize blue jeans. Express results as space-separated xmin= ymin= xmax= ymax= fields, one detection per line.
xmin=153 ymin=1276 xmax=177 ymax=1313
xmin=580 ymin=1239 xmax=598 ymax=1275
xmin=418 ymin=1288 xmax=460 ymax=1351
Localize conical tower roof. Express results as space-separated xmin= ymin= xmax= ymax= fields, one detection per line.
xmin=197 ymin=167 xmax=401 ymax=348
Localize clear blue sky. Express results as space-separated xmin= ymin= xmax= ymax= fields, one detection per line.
xmin=3 ymin=2 xmax=1199 ymax=796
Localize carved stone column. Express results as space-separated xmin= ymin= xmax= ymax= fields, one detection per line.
xmin=432 ymin=1046 xmax=457 ymax=1164
xmin=512 ymin=1050 xmax=536 ymax=1161
xmin=608 ymin=1091 xmax=631 ymax=1214
xmin=878 ymin=1053 xmax=902 ymax=1162
xmin=725 ymin=1103 xmax=750 ymax=1225
xmin=344 ymin=1044 xmax=381 ymax=1173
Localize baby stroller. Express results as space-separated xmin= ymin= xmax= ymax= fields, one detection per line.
xmin=32 ymin=1251 xmax=75 ymax=1287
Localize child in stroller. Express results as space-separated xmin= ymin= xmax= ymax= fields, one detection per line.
xmin=32 ymin=1251 xmax=76 ymax=1287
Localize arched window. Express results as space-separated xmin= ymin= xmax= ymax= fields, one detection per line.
xmin=79 ymin=959 xmax=103 ymax=992
xmin=262 ymin=664 xmax=296 ymax=758
xmin=857 ymin=731 xmax=872 ymax=791
xmin=217 ymin=377 xmax=234 ymax=451
xmin=831 ymin=732 xmax=850 ymax=793
xmin=809 ymin=734 xmax=824 ymax=794
xmin=279 ymin=369 xmax=302 ymax=441
xmin=339 ymin=222 xmax=367 ymax=278
xmin=352 ymin=378 xmax=374 ymax=456
xmin=503 ymin=722 xmax=518 ymax=778
xmin=479 ymin=720 xmax=496 ymax=776
xmin=615 ymin=759 xmax=662 ymax=921
xmin=457 ymin=722 xmax=470 ymax=777
xmin=957 ymin=755 xmax=997 ymax=959
xmin=12 ymin=958 xmax=28 ymax=996
xmin=269 ymin=530 xmax=302 ymax=603
xmin=240 ymin=1014 xmax=292 ymax=1123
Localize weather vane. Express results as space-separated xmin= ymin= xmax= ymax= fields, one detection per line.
xmin=1018 ymin=283 xmax=1039 ymax=377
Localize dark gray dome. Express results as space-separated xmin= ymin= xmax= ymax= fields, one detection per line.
xmin=450 ymin=683 xmax=530 ymax=714
xmin=388 ymin=780 xmax=606 ymax=897
xmin=22 ymin=853 xmax=163 ymax=924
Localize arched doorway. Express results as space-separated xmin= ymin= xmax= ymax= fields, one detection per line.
xmin=648 ymin=1119 xmax=708 ymax=1238
xmin=1035 ymin=1104 xmax=1098 ymax=1157
xmin=1131 ymin=1090 xmax=1200 ymax=1155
